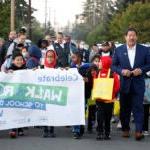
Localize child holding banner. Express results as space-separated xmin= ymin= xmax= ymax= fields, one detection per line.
xmin=41 ymin=49 xmax=57 ymax=138
xmin=8 ymin=51 xmax=26 ymax=138
xmin=94 ymin=55 xmax=120 ymax=140
xmin=71 ymin=51 xmax=90 ymax=139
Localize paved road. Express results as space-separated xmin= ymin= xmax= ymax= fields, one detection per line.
xmin=0 ymin=124 xmax=150 ymax=150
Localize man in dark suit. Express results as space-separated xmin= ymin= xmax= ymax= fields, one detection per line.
xmin=112 ymin=28 xmax=150 ymax=141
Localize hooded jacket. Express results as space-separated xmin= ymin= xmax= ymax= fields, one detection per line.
xmin=26 ymin=45 xmax=42 ymax=69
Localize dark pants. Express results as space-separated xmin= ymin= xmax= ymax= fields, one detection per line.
xmin=12 ymin=128 xmax=23 ymax=133
xmin=143 ymin=104 xmax=150 ymax=131
xmin=96 ymin=101 xmax=114 ymax=135
xmin=43 ymin=126 xmax=54 ymax=133
xmin=87 ymin=105 xmax=96 ymax=131
xmin=120 ymin=92 xmax=144 ymax=132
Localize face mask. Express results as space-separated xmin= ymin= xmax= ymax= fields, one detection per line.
xmin=79 ymin=44 xmax=84 ymax=49
xmin=22 ymin=52 xmax=28 ymax=58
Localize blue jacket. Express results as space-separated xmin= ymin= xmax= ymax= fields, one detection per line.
xmin=26 ymin=45 xmax=42 ymax=69
xmin=111 ymin=44 xmax=150 ymax=94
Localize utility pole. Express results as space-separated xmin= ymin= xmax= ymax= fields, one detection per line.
xmin=10 ymin=0 xmax=15 ymax=31
xmin=49 ymin=7 xmax=51 ymax=23
xmin=54 ymin=9 xmax=56 ymax=29
xmin=93 ymin=0 xmax=96 ymax=27
xmin=28 ymin=0 xmax=32 ymax=39
xmin=45 ymin=0 xmax=48 ymax=33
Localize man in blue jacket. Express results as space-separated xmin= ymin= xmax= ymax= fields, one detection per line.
xmin=112 ymin=28 xmax=150 ymax=141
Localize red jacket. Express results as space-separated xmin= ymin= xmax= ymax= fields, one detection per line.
xmin=95 ymin=56 xmax=120 ymax=102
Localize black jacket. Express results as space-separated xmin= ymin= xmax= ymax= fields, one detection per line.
xmin=9 ymin=64 xmax=26 ymax=71
xmin=53 ymin=43 xmax=70 ymax=67
xmin=0 ymin=40 xmax=13 ymax=66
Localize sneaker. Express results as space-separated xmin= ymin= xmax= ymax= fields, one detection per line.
xmin=96 ymin=133 xmax=104 ymax=140
xmin=111 ymin=117 xmax=117 ymax=123
xmin=104 ymin=135 xmax=111 ymax=140
xmin=73 ymin=133 xmax=81 ymax=139
xmin=135 ymin=132 xmax=144 ymax=141
xmin=9 ymin=131 xmax=17 ymax=138
xmin=43 ymin=131 xmax=49 ymax=138
xmin=143 ymin=131 xmax=149 ymax=136
xmin=18 ymin=131 xmax=24 ymax=136
xmin=122 ymin=131 xmax=130 ymax=138
xmin=117 ymin=121 xmax=122 ymax=129
xmin=49 ymin=132 xmax=56 ymax=138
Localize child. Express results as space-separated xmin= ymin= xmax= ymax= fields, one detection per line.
xmin=21 ymin=47 xmax=29 ymax=61
xmin=70 ymin=51 xmax=88 ymax=139
xmin=43 ymin=50 xmax=57 ymax=69
xmin=42 ymin=50 xmax=57 ymax=138
xmin=1 ymin=44 xmax=27 ymax=72
xmin=26 ymin=45 xmax=42 ymax=69
xmin=37 ymin=39 xmax=49 ymax=66
xmin=7 ymin=51 xmax=26 ymax=138
xmin=71 ymin=51 xmax=83 ymax=68
xmin=86 ymin=55 xmax=101 ymax=133
xmin=96 ymin=55 xmax=120 ymax=140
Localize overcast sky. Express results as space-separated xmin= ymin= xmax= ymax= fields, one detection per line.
xmin=31 ymin=0 xmax=86 ymax=27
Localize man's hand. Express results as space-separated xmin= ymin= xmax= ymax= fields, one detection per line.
xmin=132 ymin=68 xmax=142 ymax=77
xmin=121 ymin=69 xmax=132 ymax=77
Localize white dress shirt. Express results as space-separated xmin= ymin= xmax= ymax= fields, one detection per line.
xmin=127 ymin=45 xmax=136 ymax=68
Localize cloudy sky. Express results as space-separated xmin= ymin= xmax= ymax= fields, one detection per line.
xmin=31 ymin=0 xmax=86 ymax=27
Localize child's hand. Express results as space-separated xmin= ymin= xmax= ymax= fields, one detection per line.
xmin=59 ymin=67 xmax=69 ymax=70
xmin=32 ymin=68 xmax=38 ymax=71
xmin=60 ymin=68 xmax=64 ymax=70
xmin=83 ymin=77 xmax=88 ymax=82
xmin=8 ymin=70 xmax=13 ymax=73
xmin=65 ymin=67 xmax=70 ymax=70
xmin=99 ymin=61 xmax=102 ymax=70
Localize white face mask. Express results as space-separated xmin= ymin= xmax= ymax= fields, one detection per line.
xmin=79 ymin=44 xmax=84 ymax=49
xmin=22 ymin=52 xmax=28 ymax=58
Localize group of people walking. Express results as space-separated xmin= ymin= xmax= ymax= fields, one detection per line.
xmin=0 ymin=27 xmax=150 ymax=141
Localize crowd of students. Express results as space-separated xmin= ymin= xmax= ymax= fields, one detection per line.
xmin=0 ymin=27 xmax=149 ymax=141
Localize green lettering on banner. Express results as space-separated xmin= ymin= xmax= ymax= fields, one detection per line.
xmin=0 ymin=82 xmax=68 ymax=106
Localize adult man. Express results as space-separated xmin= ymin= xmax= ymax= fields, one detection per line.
xmin=78 ymin=41 xmax=89 ymax=63
xmin=64 ymin=35 xmax=77 ymax=53
xmin=45 ymin=34 xmax=55 ymax=49
xmin=89 ymin=44 xmax=99 ymax=62
xmin=0 ymin=31 xmax=17 ymax=66
xmin=64 ymin=35 xmax=77 ymax=63
xmin=112 ymin=28 xmax=150 ymax=141
xmin=1 ymin=32 xmax=31 ymax=71
xmin=53 ymin=32 xmax=70 ymax=67
xmin=99 ymin=42 xmax=113 ymax=57
xmin=7 ymin=32 xmax=31 ymax=57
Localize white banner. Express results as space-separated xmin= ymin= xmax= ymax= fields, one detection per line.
xmin=0 ymin=68 xmax=85 ymax=130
